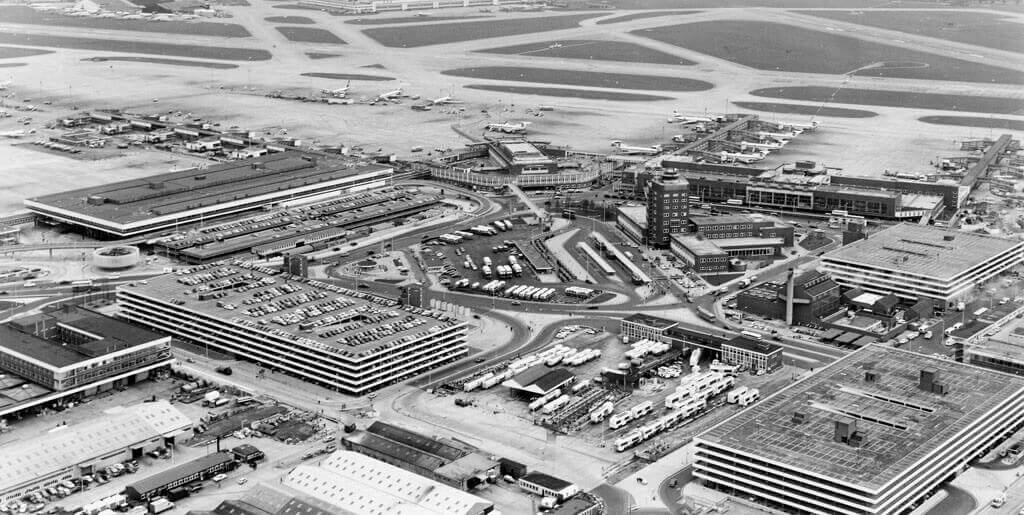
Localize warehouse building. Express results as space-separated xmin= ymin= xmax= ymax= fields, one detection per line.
xmin=116 ymin=260 xmax=468 ymax=395
xmin=341 ymin=421 xmax=498 ymax=490
xmin=736 ymin=270 xmax=841 ymax=325
xmin=694 ymin=345 xmax=1024 ymax=514
xmin=283 ymin=451 xmax=494 ymax=515
xmin=820 ymin=224 xmax=1024 ymax=308
xmin=0 ymin=305 xmax=174 ymax=419
xmin=0 ymin=401 xmax=191 ymax=503
xmin=126 ymin=451 xmax=236 ymax=501
xmin=25 ymin=151 xmax=393 ymax=238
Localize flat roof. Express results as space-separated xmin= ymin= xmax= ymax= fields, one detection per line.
xmin=27 ymin=151 xmax=390 ymax=225
xmin=521 ymin=471 xmax=575 ymax=491
xmin=723 ymin=336 xmax=781 ymax=355
xmin=697 ymin=345 xmax=1024 ymax=490
xmin=122 ymin=261 xmax=461 ymax=359
xmin=713 ymin=237 xmax=785 ymax=249
xmin=0 ymin=401 xmax=190 ymax=493
xmin=690 ymin=215 xmax=753 ymax=226
xmin=0 ymin=306 xmax=165 ymax=368
xmin=284 ymin=451 xmax=492 ymax=515
xmin=822 ymin=224 xmax=1023 ymax=281
xmin=623 ymin=313 xmax=677 ymax=331
xmin=671 ymin=235 xmax=726 ymax=256
xmin=128 ymin=451 xmax=234 ymax=495
xmin=617 ymin=206 xmax=647 ymax=228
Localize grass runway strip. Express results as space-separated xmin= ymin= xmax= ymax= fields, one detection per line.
xmin=0 ymin=5 xmax=251 ymax=38
xmin=444 ymin=66 xmax=712 ymax=92
xmin=83 ymin=56 xmax=239 ymax=69
xmin=634 ymin=19 xmax=1024 ymax=85
xmin=732 ymin=101 xmax=877 ymax=118
xmin=465 ymin=84 xmax=673 ymax=101
xmin=363 ymin=14 xmax=604 ymax=47
xmin=275 ymin=26 xmax=345 ymax=44
xmin=751 ymin=86 xmax=1024 ymax=115
xmin=478 ymin=39 xmax=694 ymax=66
xmin=301 ymin=72 xmax=394 ymax=81
xmin=919 ymin=116 xmax=1024 ymax=131
xmin=0 ymin=32 xmax=272 ymax=61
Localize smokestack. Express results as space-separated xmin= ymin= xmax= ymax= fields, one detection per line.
xmin=785 ymin=268 xmax=796 ymax=325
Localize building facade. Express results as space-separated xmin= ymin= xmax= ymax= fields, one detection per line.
xmin=821 ymin=224 xmax=1024 ymax=307
xmin=694 ymin=345 xmax=1024 ymax=515
xmin=117 ymin=261 xmax=469 ymax=395
xmin=646 ymin=171 xmax=689 ymax=247
xmin=720 ymin=337 xmax=783 ymax=372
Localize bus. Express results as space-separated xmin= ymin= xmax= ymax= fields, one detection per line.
xmin=697 ymin=306 xmax=716 ymax=322
xmin=725 ymin=199 xmax=743 ymax=206
xmin=740 ymin=330 xmax=763 ymax=340
xmin=70 ymin=279 xmax=94 ymax=292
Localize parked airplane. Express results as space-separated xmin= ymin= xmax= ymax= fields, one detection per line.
xmin=719 ymin=150 xmax=767 ymax=164
xmin=779 ymin=120 xmax=819 ymax=131
xmin=669 ymin=111 xmax=713 ymax=124
xmin=431 ymin=95 xmax=462 ymax=105
xmin=611 ymin=141 xmax=662 ymax=155
xmin=741 ymin=140 xmax=785 ymax=151
xmin=374 ymin=87 xmax=403 ymax=102
xmin=755 ymin=130 xmax=797 ymax=141
xmin=321 ymin=81 xmax=350 ymax=98
xmin=485 ymin=121 xmax=529 ymax=134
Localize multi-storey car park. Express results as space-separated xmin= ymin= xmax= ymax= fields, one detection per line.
xmin=820 ymin=224 xmax=1024 ymax=309
xmin=24 ymin=151 xmax=393 ymax=239
xmin=116 ymin=260 xmax=468 ymax=395
xmin=694 ymin=345 xmax=1024 ymax=515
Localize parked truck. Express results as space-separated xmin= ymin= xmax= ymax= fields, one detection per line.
xmin=149 ymin=498 xmax=175 ymax=514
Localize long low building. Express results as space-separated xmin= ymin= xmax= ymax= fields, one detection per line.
xmin=821 ymin=224 xmax=1024 ymax=308
xmin=25 ymin=151 xmax=393 ymax=238
xmin=694 ymin=344 xmax=1024 ymax=514
xmin=283 ymin=451 xmax=494 ymax=515
xmin=116 ymin=260 xmax=468 ymax=395
xmin=0 ymin=401 xmax=191 ymax=503
xmin=0 ymin=305 xmax=174 ymax=420
xmin=125 ymin=451 xmax=236 ymax=501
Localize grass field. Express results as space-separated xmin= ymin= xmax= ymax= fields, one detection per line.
xmin=464 ymin=84 xmax=673 ymax=101
xmin=301 ymin=72 xmax=394 ymax=81
xmin=634 ymin=20 xmax=1024 ymax=85
xmin=732 ymin=101 xmax=877 ymax=118
xmin=751 ymin=86 xmax=1024 ymax=114
xmin=0 ymin=46 xmax=51 ymax=59
xmin=345 ymin=15 xmax=492 ymax=25
xmin=82 ymin=56 xmax=239 ymax=69
xmin=306 ymin=52 xmax=340 ymax=59
xmin=264 ymin=15 xmax=316 ymax=24
xmin=0 ymin=6 xmax=251 ymax=37
xmin=276 ymin=26 xmax=345 ymax=44
xmin=443 ymin=66 xmax=713 ymax=91
xmin=0 ymin=63 xmax=25 ymax=68
xmin=0 ymin=32 xmax=272 ymax=61
xmin=363 ymin=14 xmax=603 ymax=47
xmin=795 ymin=10 xmax=1024 ymax=54
xmin=919 ymin=116 xmax=1024 ymax=131
xmin=478 ymin=39 xmax=694 ymax=66
xmin=595 ymin=10 xmax=698 ymax=25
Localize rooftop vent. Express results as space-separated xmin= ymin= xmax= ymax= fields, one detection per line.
xmin=848 ymin=430 xmax=867 ymax=448
xmin=919 ymin=368 xmax=938 ymax=392
xmin=943 ymin=235 xmax=955 ymax=241
xmin=194 ymin=175 xmax=206 ymax=181
xmin=864 ymin=371 xmax=879 ymax=383
xmin=834 ymin=417 xmax=857 ymax=444
xmin=792 ymin=411 xmax=807 ymax=424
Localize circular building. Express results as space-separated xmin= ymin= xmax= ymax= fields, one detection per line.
xmin=92 ymin=245 xmax=140 ymax=270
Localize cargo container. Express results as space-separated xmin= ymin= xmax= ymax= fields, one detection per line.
xmin=483 ymin=256 xmax=493 ymax=267
xmin=614 ymin=431 xmax=643 ymax=452
xmin=726 ymin=387 xmax=749 ymax=404
xmin=482 ymin=265 xmax=492 ymax=278
xmin=629 ymin=401 xmax=653 ymax=419
xmin=149 ymin=498 xmax=175 ymax=514
xmin=608 ymin=411 xmax=633 ymax=429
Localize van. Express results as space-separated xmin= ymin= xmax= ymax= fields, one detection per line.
xmin=991 ymin=495 xmax=1005 ymax=508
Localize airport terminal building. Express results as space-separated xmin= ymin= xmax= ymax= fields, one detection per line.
xmin=820 ymin=224 xmax=1024 ymax=308
xmin=25 ymin=151 xmax=393 ymax=238
xmin=694 ymin=345 xmax=1024 ymax=515
xmin=116 ymin=260 xmax=468 ymax=395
